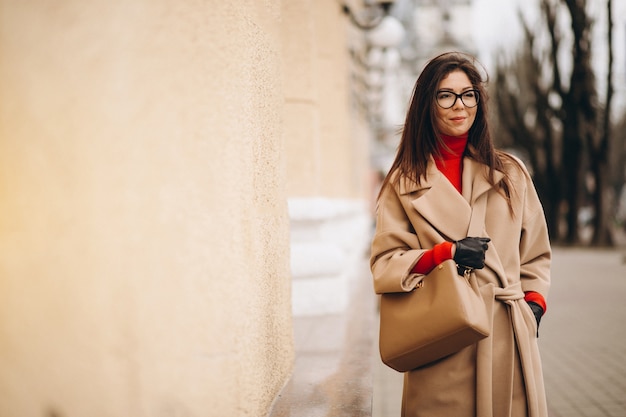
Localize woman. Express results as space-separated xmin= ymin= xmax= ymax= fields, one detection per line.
xmin=370 ymin=52 xmax=551 ymax=417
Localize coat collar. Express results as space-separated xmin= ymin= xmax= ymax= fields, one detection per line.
xmin=399 ymin=157 xmax=504 ymax=241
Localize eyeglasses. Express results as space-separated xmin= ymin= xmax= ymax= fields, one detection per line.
xmin=435 ymin=90 xmax=479 ymax=109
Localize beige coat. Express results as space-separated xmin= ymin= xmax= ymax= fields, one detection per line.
xmin=371 ymin=156 xmax=551 ymax=417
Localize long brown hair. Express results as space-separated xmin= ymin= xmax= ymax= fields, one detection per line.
xmin=378 ymin=52 xmax=514 ymax=206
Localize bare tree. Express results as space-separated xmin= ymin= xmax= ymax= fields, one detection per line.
xmin=493 ymin=0 xmax=616 ymax=246
xmin=492 ymin=39 xmax=562 ymax=241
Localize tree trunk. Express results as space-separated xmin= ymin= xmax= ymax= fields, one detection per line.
xmin=589 ymin=0 xmax=614 ymax=246
xmin=590 ymin=158 xmax=614 ymax=245
xmin=562 ymin=121 xmax=583 ymax=245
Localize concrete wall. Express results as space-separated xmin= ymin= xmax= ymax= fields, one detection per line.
xmin=0 ymin=1 xmax=293 ymax=416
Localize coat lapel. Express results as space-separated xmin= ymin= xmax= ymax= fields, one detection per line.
xmin=462 ymin=157 xmax=502 ymax=205
xmin=462 ymin=158 xmax=509 ymax=287
xmin=404 ymin=159 xmax=471 ymax=242
xmin=403 ymin=157 xmax=504 ymax=245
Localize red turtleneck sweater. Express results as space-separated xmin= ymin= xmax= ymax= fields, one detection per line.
xmin=434 ymin=133 xmax=468 ymax=192
xmin=409 ymin=133 xmax=546 ymax=312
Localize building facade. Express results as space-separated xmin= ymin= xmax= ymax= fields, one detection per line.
xmin=0 ymin=1 xmax=374 ymax=416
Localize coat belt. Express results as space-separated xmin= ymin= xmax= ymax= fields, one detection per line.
xmin=493 ymin=282 xmax=524 ymax=301
xmin=476 ymin=282 xmax=548 ymax=417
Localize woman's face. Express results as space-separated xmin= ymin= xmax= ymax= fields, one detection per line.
xmin=434 ymin=69 xmax=477 ymax=137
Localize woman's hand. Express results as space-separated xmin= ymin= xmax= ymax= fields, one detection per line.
xmin=453 ymin=237 xmax=491 ymax=271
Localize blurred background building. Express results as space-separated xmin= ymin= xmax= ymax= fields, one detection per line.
xmin=0 ymin=1 xmax=624 ymax=416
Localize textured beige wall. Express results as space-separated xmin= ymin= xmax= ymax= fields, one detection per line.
xmin=0 ymin=1 xmax=292 ymax=416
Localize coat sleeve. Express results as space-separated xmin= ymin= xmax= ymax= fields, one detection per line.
xmin=370 ymin=182 xmax=427 ymax=294
xmin=517 ymin=164 xmax=551 ymax=298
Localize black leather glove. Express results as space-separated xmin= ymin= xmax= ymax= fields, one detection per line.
xmin=453 ymin=237 xmax=491 ymax=274
xmin=527 ymin=301 xmax=544 ymax=337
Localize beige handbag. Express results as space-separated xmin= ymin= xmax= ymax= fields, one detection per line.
xmin=378 ymin=195 xmax=490 ymax=372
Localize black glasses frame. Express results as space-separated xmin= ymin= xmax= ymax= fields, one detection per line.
xmin=435 ymin=90 xmax=480 ymax=109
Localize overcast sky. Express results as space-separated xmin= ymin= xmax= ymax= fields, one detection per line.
xmin=469 ymin=0 xmax=625 ymax=108
xmin=471 ymin=0 xmax=539 ymax=72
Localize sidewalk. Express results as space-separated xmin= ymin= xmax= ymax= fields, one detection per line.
xmin=372 ymin=247 xmax=626 ymax=417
